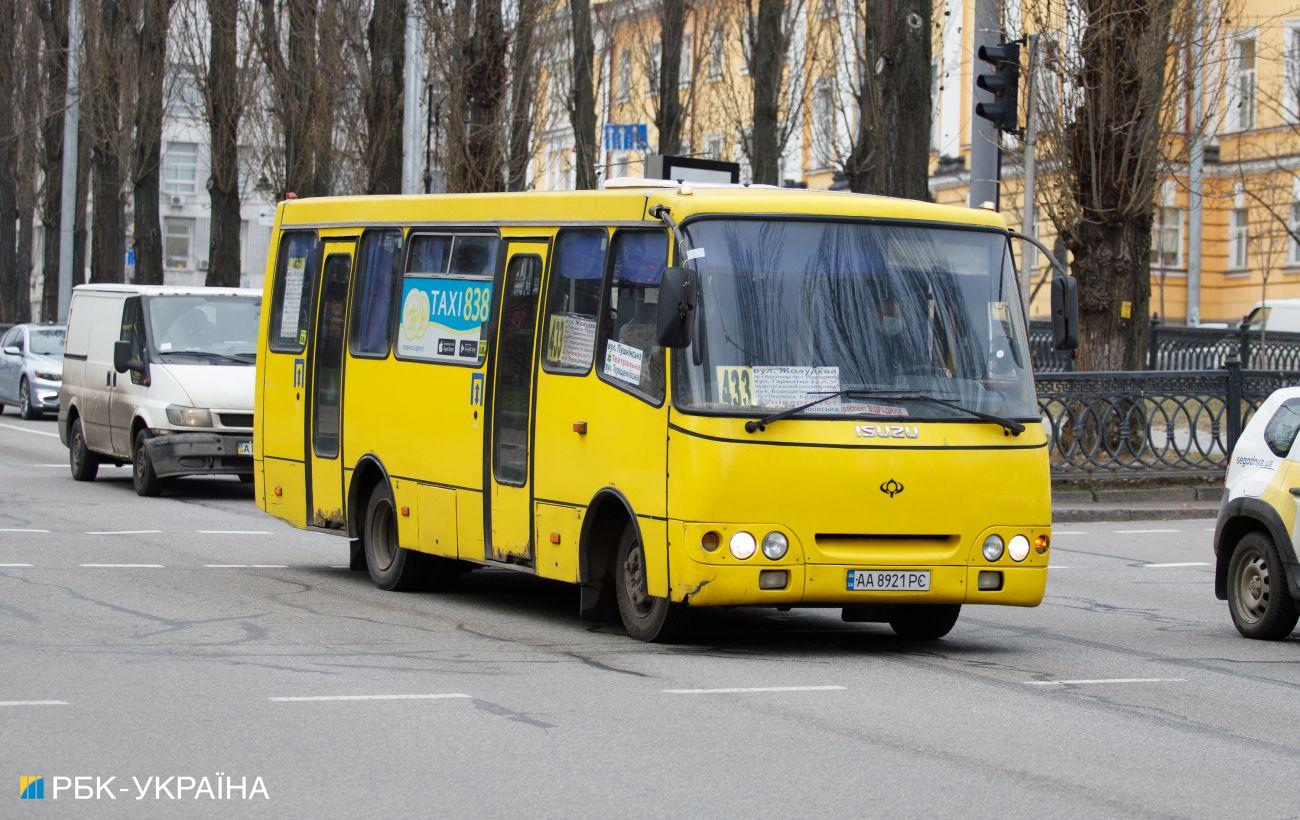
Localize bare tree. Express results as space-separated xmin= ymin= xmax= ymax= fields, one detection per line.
xmin=11 ymin=6 xmax=44 ymax=322
xmin=505 ymin=0 xmax=543 ymax=190
xmin=0 ymin=7 xmax=20 ymax=321
xmin=86 ymin=0 xmax=132 ymax=285
xmin=206 ymin=0 xmax=243 ymax=285
xmin=132 ymin=0 xmax=173 ymax=286
xmin=364 ymin=0 xmax=404 ymax=194
xmin=38 ymin=0 xmax=70 ymax=320
xmin=256 ymin=0 xmax=334 ymax=196
xmin=567 ymin=0 xmax=597 ymax=189
xmin=655 ymin=0 xmax=685 ymax=154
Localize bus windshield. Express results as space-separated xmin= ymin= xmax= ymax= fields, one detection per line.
xmin=147 ymin=294 xmax=261 ymax=365
xmin=673 ymin=219 xmax=1037 ymax=422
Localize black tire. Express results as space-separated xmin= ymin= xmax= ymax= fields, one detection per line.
xmin=68 ymin=417 xmax=99 ymax=481
xmin=888 ymin=605 xmax=961 ymax=640
xmin=132 ymin=429 xmax=166 ymax=497
xmin=18 ymin=379 xmax=40 ymax=420
xmin=363 ymin=482 xmax=429 ymax=591
xmin=615 ymin=521 xmax=686 ymax=642
xmin=1227 ymin=531 xmax=1299 ymax=640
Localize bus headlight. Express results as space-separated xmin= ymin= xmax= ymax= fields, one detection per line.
xmin=982 ymin=534 xmax=1004 ymax=562
xmin=1008 ymin=534 xmax=1031 ymax=562
xmin=761 ymin=531 xmax=788 ymax=560
xmin=729 ymin=531 xmax=757 ymax=560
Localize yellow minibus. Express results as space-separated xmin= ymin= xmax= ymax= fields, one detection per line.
xmin=253 ymin=182 xmax=1078 ymax=641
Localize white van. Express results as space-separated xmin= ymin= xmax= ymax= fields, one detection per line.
xmin=58 ymin=284 xmax=262 ymax=496
xmin=1242 ymin=299 xmax=1300 ymax=333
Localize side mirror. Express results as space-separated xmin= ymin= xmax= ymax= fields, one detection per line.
xmin=1 ymin=345 xmax=19 ymax=356
xmin=1051 ymin=276 xmax=1079 ymax=351
xmin=656 ymin=266 xmax=697 ymax=349
xmin=113 ymin=340 xmax=140 ymax=374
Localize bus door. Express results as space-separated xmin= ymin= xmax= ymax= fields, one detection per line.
xmin=307 ymin=240 xmax=356 ymax=529
xmin=488 ymin=240 xmax=548 ymax=563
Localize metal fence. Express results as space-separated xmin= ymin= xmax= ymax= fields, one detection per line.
xmin=1028 ymin=319 xmax=1300 ymax=372
xmin=1035 ymin=364 xmax=1300 ymax=478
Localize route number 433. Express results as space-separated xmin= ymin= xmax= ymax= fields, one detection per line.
xmin=716 ymin=366 xmax=754 ymax=406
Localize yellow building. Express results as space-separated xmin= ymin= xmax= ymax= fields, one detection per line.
xmin=535 ymin=0 xmax=1300 ymax=324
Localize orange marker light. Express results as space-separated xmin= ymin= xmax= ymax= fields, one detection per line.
xmin=549 ymin=532 xmax=561 ymax=544
xmin=400 ymin=506 xmax=410 ymax=517
xmin=1034 ymin=534 xmax=1049 ymax=554
xmin=701 ymin=531 xmax=720 ymax=551
xmin=572 ymin=421 xmax=588 ymax=435
xmin=273 ymin=485 xmax=283 ymax=497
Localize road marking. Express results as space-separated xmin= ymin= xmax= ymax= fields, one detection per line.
xmin=1026 ymin=678 xmax=1187 ymax=686
xmin=268 ymin=693 xmax=472 ymax=703
xmin=30 ymin=463 xmax=69 ymax=467
xmin=198 ymin=530 xmax=271 ymax=535
xmin=0 ymin=700 xmax=68 ymax=706
xmin=1141 ymin=562 xmax=1211 ymax=568
xmin=79 ymin=563 xmax=165 ymax=568
xmin=1203 ymin=527 xmax=1216 ymax=532
xmin=204 ymin=564 xmax=289 ymax=569
xmin=0 ymin=563 xmax=34 ymax=567
xmin=1113 ymin=529 xmax=1180 ymax=534
xmin=1048 ymin=565 xmax=1070 ymax=569
xmin=0 ymin=528 xmax=50 ymax=533
xmin=0 ymin=422 xmax=58 ymax=438
xmin=84 ymin=530 xmax=162 ymax=535
xmin=1052 ymin=531 xmax=1088 ymax=535
xmin=661 ymin=685 xmax=847 ymax=695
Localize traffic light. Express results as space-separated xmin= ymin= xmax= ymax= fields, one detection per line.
xmin=975 ymin=42 xmax=1021 ymax=134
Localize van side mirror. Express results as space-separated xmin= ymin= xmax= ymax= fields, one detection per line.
xmin=656 ymin=266 xmax=697 ymax=349
xmin=113 ymin=340 xmax=142 ymax=374
xmin=1051 ymin=275 xmax=1079 ymax=351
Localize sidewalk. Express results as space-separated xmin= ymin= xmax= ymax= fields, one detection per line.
xmin=1052 ymin=486 xmax=1222 ymax=523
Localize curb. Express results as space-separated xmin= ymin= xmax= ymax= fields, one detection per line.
xmin=1052 ymin=505 xmax=1219 ymax=523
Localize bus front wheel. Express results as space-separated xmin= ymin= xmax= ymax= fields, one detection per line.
xmin=888 ymin=605 xmax=961 ymax=640
xmin=615 ymin=522 xmax=685 ymax=642
xmin=363 ymin=483 xmax=428 ymax=592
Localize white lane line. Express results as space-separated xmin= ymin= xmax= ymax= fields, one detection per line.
xmin=327 ymin=565 xmax=350 ymax=569
xmin=0 ymin=528 xmax=50 ymax=533
xmin=1141 ymin=562 xmax=1211 ymax=568
xmin=1113 ymin=528 xmax=1180 ymax=534
xmin=268 ymin=693 xmax=472 ymax=703
xmin=1048 ymin=565 xmax=1071 ymax=569
xmin=1052 ymin=531 xmax=1088 ymax=535
xmin=79 ymin=563 xmax=165 ymax=568
xmin=0 ymin=422 xmax=59 ymax=438
xmin=198 ymin=530 xmax=271 ymax=535
xmin=29 ymin=463 xmax=69 ymax=467
xmin=0 ymin=563 xmax=34 ymax=567
xmin=1026 ymin=678 xmax=1187 ymax=686
xmin=0 ymin=700 xmax=68 ymax=706
xmin=204 ymin=564 xmax=289 ymax=569
xmin=662 ymin=685 xmax=847 ymax=695
xmin=1203 ymin=527 xmax=1216 ymax=532
xmin=84 ymin=530 xmax=162 ymax=535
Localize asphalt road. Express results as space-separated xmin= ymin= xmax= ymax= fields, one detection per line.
xmin=0 ymin=413 xmax=1297 ymax=818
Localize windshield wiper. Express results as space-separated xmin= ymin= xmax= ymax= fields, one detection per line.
xmin=861 ymin=391 xmax=1025 ymax=436
xmin=745 ymin=389 xmax=873 ymax=433
xmin=163 ymin=350 xmax=255 ymax=365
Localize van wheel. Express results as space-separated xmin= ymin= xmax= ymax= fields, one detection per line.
xmin=615 ymin=521 xmax=686 ymax=642
xmin=18 ymin=379 xmax=40 ymax=420
xmin=363 ymin=482 xmax=429 ymax=591
xmin=68 ymin=418 xmax=99 ymax=481
xmin=1227 ymin=532 xmax=1299 ymax=640
xmin=888 ymin=605 xmax=961 ymax=640
xmin=132 ymin=430 xmax=166 ymax=497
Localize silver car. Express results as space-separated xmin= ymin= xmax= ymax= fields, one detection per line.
xmin=0 ymin=323 xmax=66 ymax=419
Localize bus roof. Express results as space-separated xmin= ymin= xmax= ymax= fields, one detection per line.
xmin=276 ymin=186 xmax=1007 ymax=232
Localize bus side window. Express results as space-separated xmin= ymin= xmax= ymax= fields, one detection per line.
xmin=350 ymin=230 xmax=403 ymax=358
xmin=597 ymin=230 xmax=668 ymax=403
xmin=542 ymin=228 xmax=606 ymax=374
xmin=268 ymin=231 xmax=319 ymax=353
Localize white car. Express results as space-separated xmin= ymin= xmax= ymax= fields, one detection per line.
xmin=58 ymin=284 xmax=261 ymax=496
xmin=1215 ymin=386 xmax=1300 ymax=639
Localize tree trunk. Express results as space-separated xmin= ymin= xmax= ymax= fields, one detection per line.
xmin=505 ymin=0 xmax=540 ymax=191
xmin=655 ymin=0 xmax=684 ymax=155
xmin=749 ymin=0 xmax=787 ymax=185
xmin=132 ymin=0 xmax=170 ymax=286
xmin=88 ymin=1 xmax=126 ymax=285
xmin=1070 ymin=217 xmax=1151 ymax=370
xmin=567 ymin=0 xmax=597 ymax=190
xmin=207 ymin=0 xmax=242 ymax=287
xmin=853 ymin=0 xmax=930 ymax=199
xmin=73 ymin=105 xmax=90 ymax=288
xmin=15 ymin=201 xmax=33 ymax=322
xmin=365 ymin=0 xmax=404 ymax=195
xmin=284 ymin=0 xmax=318 ymax=196
xmin=0 ymin=9 xmax=19 ymax=322
xmin=39 ymin=0 xmax=68 ymax=321
xmin=442 ymin=0 xmax=473 ymax=192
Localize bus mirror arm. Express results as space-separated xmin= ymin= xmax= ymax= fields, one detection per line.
xmin=657 ymin=267 xmax=696 ymax=349
xmin=1008 ymin=230 xmax=1079 ymax=352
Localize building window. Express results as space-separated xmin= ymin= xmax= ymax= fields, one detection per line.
xmin=1229 ymin=208 xmax=1249 ymax=271
xmin=163 ymin=142 xmax=198 ymax=195
xmin=703 ymin=134 xmax=723 ymax=161
xmin=1290 ymin=203 xmax=1300 ymax=266
xmin=1229 ymin=35 xmax=1257 ymax=132
xmin=1286 ymin=23 xmax=1300 ymax=123
xmin=617 ymin=50 xmax=631 ymax=103
xmin=164 ymin=218 xmax=193 ymax=269
xmin=708 ymin=27 xmax=724 ymax=82
xmin=649 ymin=42 xmax=661 ymax=90
xmin=679 ymin=34 xmax=692 ymax=87
xmin=1151 ymin=207 xmax=1183 ymax=270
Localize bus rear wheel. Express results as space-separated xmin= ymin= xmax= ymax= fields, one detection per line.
xmin=363 ymin=483 xmax=428 ymax=592
xmin=888 ymin=605 xmax=961 ymax=640
xmin=615 ymin=521 xmax=685 ymax=642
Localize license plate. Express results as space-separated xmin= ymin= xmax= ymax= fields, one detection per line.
xmin=846 ymin=569 xmax=931 ymax=592
xmin=236 ymin=441 xmax=253 ymax=456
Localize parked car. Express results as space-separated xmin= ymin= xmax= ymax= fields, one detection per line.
xmin=1214 ymin=386 xmax=1300 ymax=639
xmin=58 ymin=284 xmax=261 ymax=496
xmin=0 ymin=323 xmax=66 ymax=419
xmin=1242 ymin=299 xmax=1300 ymax=333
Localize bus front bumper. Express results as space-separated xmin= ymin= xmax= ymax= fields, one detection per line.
xmin=670 ymin=558 xmax=1047 ymax=608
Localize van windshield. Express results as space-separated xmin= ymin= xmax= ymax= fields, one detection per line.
xmin=672 ymin=219 xmax=1038 ymax=422
xmin=147 ymin=295 xmax=261 ymax=365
